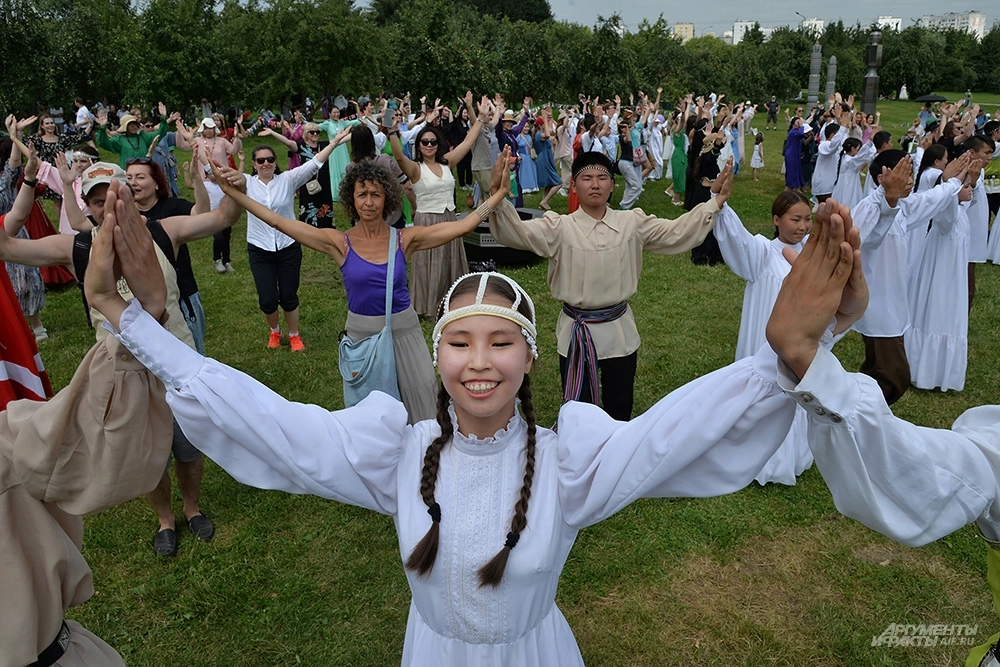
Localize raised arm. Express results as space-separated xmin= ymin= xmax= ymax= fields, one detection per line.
xmin=639 ymin=158 xmax=733 ymax=253
xmin=897 ymin=155 xmax=970 ymax=230
xmin=258 ymin=127 xmax=299 ymax=153
xmin=93 ymin=111 xmax=121 ymax=153
xmin=159 ymin=165 xmax=249 ymax=253
xmin=174 ymin=120 xmax=195 ymax=147
xmin=3 ymin=144 xmax=39 ymax=237
xmin=712 ymin=204 xmax=771 ymax=282
xmin=188 ymin=145 xmax=210 ymax=214
xmin=781 ymin=345 xmax=1000 ymax=546
xmin=54 ymin=153 xmax=93 ymax=232
xmin=443 ymin=92 xmax=486 ymax=166
xmin=389 ymin=131 xmax=421 ymax=183
xmin=206 ymin=159 xmax=345 ymax=263
xmin=0 ymin=221 xmax=75 ymax=272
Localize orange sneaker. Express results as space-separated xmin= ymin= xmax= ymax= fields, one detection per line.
xmin=289 ymin=334 xmax=305 ymax=352
xmin=267 ymin=331 xmax=281 ymax=349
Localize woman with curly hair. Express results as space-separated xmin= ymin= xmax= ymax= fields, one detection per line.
xmin=207 ymin=149 xmax=512 ymax=423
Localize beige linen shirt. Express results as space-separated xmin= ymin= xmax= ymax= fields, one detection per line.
xmin=489 ymin=198 xmax=719 ymax=358
xmin=0 ymin=337 xmax=172 ymax=667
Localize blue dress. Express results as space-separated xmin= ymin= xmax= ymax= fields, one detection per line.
xmin=729 ymin=127 xmax=740 ymax=176
xmin=533 ymin=132 xmax=561 ymax=189
xmin=517 ymin=133 xmax=538 ymax=193
xmin=783 ymin=126 xmax=806 ymax=189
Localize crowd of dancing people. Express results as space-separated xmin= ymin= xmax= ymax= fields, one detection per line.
xmin=1 ymin=84 xmax=1000 ymax=666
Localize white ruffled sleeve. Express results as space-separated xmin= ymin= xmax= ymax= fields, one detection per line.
xmin=852 ymin=186 xmax=898 ymax=249
xmin=779 ymin=345 xmax=1000 ymax=546
xmin=899 ymin=177 xmax=963 ymax=232
xmin=111 ymin=300 xmax=408 ymax=515
xmin=556 ymin=345 xmax=795 ymax=529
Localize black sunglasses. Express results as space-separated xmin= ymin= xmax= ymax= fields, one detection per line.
xmin=419 ymin=139 xmax=438 ymax=146
xmin=142 ymin=123 xmax=156 ymax=128
xmin=306 ymin=130 xmax=319 ymax=135
xmin=255 ymin=156 xmax=277 ymax=164
xmin=126 ymin=156 xmax=154 ymax=166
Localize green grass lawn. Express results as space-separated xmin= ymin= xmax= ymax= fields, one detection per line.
xmin=33 ymin=98 xmax=1000 ymax=665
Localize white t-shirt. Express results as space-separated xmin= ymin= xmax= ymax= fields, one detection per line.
xmin=75 ymin=105 xmax=92 ymax=130
xmin=49 ymin=107 xmax=65 ymax=130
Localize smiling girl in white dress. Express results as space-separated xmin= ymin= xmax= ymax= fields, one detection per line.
xmin=714 ymin=190 xmax=814 ymax=485
xmin=92 ymin=181 xmax=868 ymax=665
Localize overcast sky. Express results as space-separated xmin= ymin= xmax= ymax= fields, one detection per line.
xmin=548 ymin=0 xmax=996 ymax=35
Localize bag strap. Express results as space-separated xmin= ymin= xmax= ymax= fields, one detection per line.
xmin=384 ymin=229 xmax=397 ymax=328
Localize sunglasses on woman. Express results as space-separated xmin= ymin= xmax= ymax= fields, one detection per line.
xmin=306 ymin=130 xmax=319 ymax=135
xmin=255 ymin=156 xmax=277 ymax=164
xmin=419 ymin=139 xmax=438 ymax=147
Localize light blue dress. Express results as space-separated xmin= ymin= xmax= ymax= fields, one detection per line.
xmin=516 ymin=133 xmax=538 ymax=193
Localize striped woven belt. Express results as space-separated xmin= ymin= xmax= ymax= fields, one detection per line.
xmin=561 ymin=302 xmax=628 ymax=405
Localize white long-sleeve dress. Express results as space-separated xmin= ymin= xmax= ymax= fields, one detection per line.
xmin=969 ymin=171 xmax=989 ymax=264
xmin=646 ymin=117 xmax=665 ymax=180
xmin=830 ymin=140 xmax=876 ymax=208
xmin=851 ymin=179 xmax=962 ymax=340
xmin=988 ymin=212 xmax=1000 ymax=264
xmin=904 ymin=196 xmax=969 ymax=391
xmin=714 ymin=205 xmax=811 ymax=485
xmin=905 ymin=167 xmax=943 ymax=289
xmin=109 ymin=300 xmax=798 ymax=666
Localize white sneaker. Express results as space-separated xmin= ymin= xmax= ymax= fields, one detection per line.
xmin=33 ymin=326 xmax=48 ymax=342
xmin=214 ymin=259 xmax=225 ymax=273
xmin=557 ymin=189 xmax=568 ymax=197
xmin=224 ymin=262 xmax=235 ymax=273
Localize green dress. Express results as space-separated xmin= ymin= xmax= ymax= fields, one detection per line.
xmin=95 ymin=119 xmax=168 ymax=168
xmin=670 ymin=133 xmax=687 ymax=194
xmin=318 ymin=118 xmax=361 ymax=202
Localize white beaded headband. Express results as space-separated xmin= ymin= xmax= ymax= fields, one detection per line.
xmin=431 ymin=272 xmax=539 ymax=366
xmin=574 ymin=164 xmax=612 ymax=178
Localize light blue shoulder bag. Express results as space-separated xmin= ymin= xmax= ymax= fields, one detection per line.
xmin=338 ymin=230 xmax=401 ymax=406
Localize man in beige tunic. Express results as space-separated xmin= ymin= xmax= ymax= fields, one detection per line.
xmin=1 ymin=196 xmax=173 ymax=667
xmin=489 ymin=152 xmax=733 ymax=420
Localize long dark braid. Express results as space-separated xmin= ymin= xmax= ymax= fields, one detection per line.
xmin=405 ymin=385 xmax=453 ymax=576
xmin=833 ymin=137 xmax=861 ymax=188
xmin=478 ymin=375 xmax=537 ymax=588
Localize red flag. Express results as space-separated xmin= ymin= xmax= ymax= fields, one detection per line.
xmin=0 ymin=264 xmax=51 ymax=409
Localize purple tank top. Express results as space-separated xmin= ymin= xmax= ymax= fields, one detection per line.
xmin=341 ymin=231 xmax=411 ymax=316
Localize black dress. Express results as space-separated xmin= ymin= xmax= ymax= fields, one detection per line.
xmin=688 ymin=150 xmax=725 ymax=266
xmin=296 ymin=141 xmax=334 ymax=228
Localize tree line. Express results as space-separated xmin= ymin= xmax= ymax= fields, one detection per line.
xmin=2 ymin=0 xmax=997 ymax=116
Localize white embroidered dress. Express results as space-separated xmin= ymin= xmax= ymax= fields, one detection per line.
xmin=110 ymin=300 xmax=797 ymax=666
xmin=904 ymin=196 xmax=969 ymax=391
xmin=905 ymin=167 xmax=943 ymax=293
xmin=830 ymin=140 xmax=876 ymax=209
xmin=714 ymin=205 xmax=812 ymax=485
